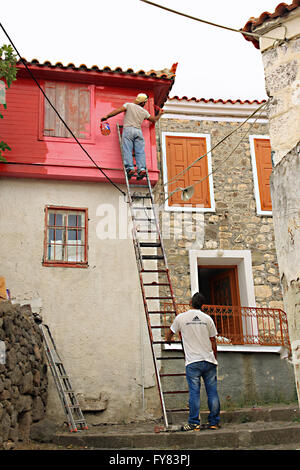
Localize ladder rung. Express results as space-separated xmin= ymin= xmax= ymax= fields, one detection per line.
xmin=163 ymin=390 xmax=189 ymax=395
xmin=156 ymin=357 xmax=185 ymax=360
xmin=129 ymin=184 xmax=148 ymax=188
xmin=131 ymin=195 xmax=151 ymax=199
xmin=148 ymin=310 xmax=176 ymax=314
xmin=160 ymin=373 xmax=186 ymax=377
xmin=142 ymin=255 xmax=164 ymax=260
xmin=133 ymin=206 xmax=153 ymax=210
xmin=140 ymin=242 xmax=161 ymax=247
xmin=151 ymin=325 xmax=169 ymax=328
xmin=142 ymin=269 xmax=167 ymax=273
xmin=136 ymin=230 xmax=157 ymax=233
xmin=153 ymin=341 xmax=182 ymax=344
xmin=146 ymin=296 xmax=173 ymax=300
xmin=134 ymin=218 xmax=155 ymax=222
xmin=143 ymin=283 xmax=170 ymax=286
xmin=166 ymin=408 xmax=189 ymax=413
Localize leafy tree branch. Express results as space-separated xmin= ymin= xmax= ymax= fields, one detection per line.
xmin=0 ymin=44 xmax=17 ymax=161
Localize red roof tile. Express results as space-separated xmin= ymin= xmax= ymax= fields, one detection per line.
xmin=242 ymin=0 xmax=300 ymax=48
xmin=169 ymin=96 xmax=266 ymax=105
xmin=17 ymin=58 xmax=177 ymax=80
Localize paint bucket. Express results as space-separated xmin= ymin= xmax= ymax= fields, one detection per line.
xmin=100 ymin=121 xmax=111 ymax=136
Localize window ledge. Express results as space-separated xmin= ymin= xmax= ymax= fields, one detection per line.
xmin=42 ymin=262 xmax=88 ymax=268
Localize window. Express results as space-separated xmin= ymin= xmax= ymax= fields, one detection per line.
xmin=42 ymin=81 xmax=92 ymax=140
xmin=249 ymin=136 xmax=272 ymax=215
xmin=162 ymin=132 xmax=215 ymax=212
xmin=43 ymin=206 xmax=88 ymax=267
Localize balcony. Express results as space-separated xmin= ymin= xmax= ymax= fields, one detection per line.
xmin=163 ymin=303 xmax=291 ymax=349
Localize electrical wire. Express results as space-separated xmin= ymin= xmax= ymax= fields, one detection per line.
xmin=0 ymin=22 xmax=126 ymax=197
xmin=163 ymin=101 xmax=268 ymax=188
xmin=164 ymin=103 xmax=268 ymax=203
xmin=139 ymin=0 xmax=283 ymax=42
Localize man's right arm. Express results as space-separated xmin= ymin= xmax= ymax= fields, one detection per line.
xmin=210 ymin=337 xmax=218 ymax=361
xmin=101 ymin=106 xmax=126 ymax=121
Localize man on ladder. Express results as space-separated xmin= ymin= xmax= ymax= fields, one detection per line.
xmin=101 ymin=93 xmax=164 ymax=180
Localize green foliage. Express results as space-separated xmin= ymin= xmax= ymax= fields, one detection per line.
xmin=0 ymin=44 xmax=17 ymax=87
xmin=0 ymin=44 xmax=17 ymax=161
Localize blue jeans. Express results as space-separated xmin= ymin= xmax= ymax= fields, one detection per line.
xmin=185 ymin=361 xmax=220 ymax=426
xmin=122 ymin=127 xmax=146 ymax=171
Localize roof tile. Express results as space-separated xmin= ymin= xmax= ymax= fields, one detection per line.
xmin=17 ymin=58 xmax=177 ymax=80
xmin=242 ymin=0 xmax=300 ymax=48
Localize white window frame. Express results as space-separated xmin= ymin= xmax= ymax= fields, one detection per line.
xmin=249 ymin=135 xmax=272 ymax=216
xmin=161 ymin=132 xmax=215 ymax=213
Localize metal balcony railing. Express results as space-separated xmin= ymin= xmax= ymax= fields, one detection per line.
xmin=163 ymin=303 xmax=291 ymax=348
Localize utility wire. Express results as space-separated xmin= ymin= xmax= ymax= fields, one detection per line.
xmin=0 ymin=22 xmax=126 ymax=197
xmin=164 ymin=101 xmax=268 ymax=188
xmin=165 ymin=103 xmax=267 ymax=203
xmin=140 ymin=0 xmax=283 ymax=42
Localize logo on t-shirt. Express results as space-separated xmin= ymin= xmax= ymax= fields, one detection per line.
xmin=186 ymin=315 xmax=207 ymax=326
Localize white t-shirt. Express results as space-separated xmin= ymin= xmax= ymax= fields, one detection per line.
xmin=123 ymin=102 xmax=150 ymax=129
xmin=170 ymin=309 xmax=218 ymax=366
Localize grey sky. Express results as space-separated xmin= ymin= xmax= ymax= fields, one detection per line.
xmin=0 ymin=0 xmax=283 ymax=100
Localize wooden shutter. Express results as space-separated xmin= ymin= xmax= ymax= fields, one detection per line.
xmin=254 ymin=138 xmax=272 ymax=212
xmin=44 ymin=81 xmax=91 ymax=139
xmin=166 ymin=136 xmax=211 ymax=207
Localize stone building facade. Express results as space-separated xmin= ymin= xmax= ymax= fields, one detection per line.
xmin=151 ymin=97 xmax=297 ymax=409
xmin=154 ymin=98 xmax=283 ymax=311
xmin=242 ymin=0 xmax=300 ymax=405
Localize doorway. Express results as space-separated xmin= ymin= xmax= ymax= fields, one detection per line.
xmin=198 ymin=265 xmax=242 ymax=343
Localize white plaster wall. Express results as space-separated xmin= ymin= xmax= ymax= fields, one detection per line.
xmin=0 ymin=178 xmax=161 ymax=424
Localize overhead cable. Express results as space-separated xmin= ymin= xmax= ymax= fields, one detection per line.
xmin=139 ymin=0 xmax=283 ymax=42
xmin=0 ymin=22 xmax=126 ymax=197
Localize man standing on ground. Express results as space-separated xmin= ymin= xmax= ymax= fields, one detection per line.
xmin=101 ymin=93 xmax=163 ymax=180
xmin=166 ymin=292 xmax=221 ymax=431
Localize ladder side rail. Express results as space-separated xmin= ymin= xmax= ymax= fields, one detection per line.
xmin=144 ymin=171 xmax=185 ymax=354
xmin=139 ymin=272 xmax=169 ymax=428
xmin=39 ymin=324 xmax=88 ymax=431
xmin=117 ymin=124 xmax=144 ymax=271
xmin=40 ymin=326 xmax=78 ymax=431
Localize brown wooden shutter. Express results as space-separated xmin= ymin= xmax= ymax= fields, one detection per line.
xmin=254 ymin=138 xmax=272 ymax=211
xmin=44 ymin=81 xmax=91 ymax=139
xmin=166 ymin=136 xmax=210 ymax=207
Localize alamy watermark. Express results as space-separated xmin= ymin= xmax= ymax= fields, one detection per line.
xmin=0 ymin=341 xmax=5 ymax=365
xmin=95 ymin=196 xmax=205 ymax=244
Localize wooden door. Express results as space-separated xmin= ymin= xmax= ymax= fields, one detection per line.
xmin=254 ymin=138 xmax=272 ymax=212
xmin=165 ymin=136 xmax=210 ymax=207
xmin=209 ymin=267 xmax=242 ymax=344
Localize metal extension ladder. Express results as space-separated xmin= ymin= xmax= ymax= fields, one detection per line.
xmin=117 ymin=124 xmax=188 ymax=428
xmin=35 ymin=317 xmax=88 ymax=432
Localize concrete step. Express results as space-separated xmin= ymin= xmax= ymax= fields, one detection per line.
xmin=53 ymin=422 xmax=300 ymax=450
xmin=168 ymin=405 xmax=300 ymax=425
xmin=52 ymin=406 xmax=300 ymax=450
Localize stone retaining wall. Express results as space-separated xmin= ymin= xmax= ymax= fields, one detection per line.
xmin=0 ymin=301 xmax=48 ymax=448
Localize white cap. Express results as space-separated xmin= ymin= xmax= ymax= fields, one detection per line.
xmin=135 ymin=93 xmax=148 ymax=104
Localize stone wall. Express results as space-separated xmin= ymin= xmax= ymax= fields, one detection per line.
xmin=258 ymin=24 xmax=300 ymax=406
xmin=0 ymin=301 xmax=48 ymax=448
xmin=154 ymin=116 xmax=283 ymax=309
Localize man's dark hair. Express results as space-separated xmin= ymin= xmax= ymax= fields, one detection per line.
xmin=191 ymin=292 xmax=205 ymax=310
